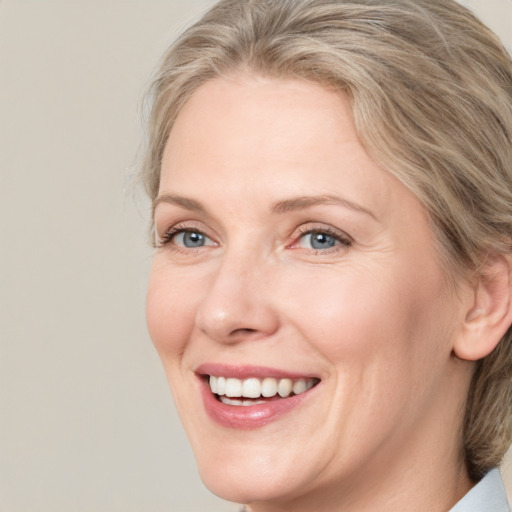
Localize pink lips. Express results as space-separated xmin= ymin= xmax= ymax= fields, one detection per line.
xmin=195 ymin=364 xmax=319 ymax=429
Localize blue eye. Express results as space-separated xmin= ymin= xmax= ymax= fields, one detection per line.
xmin=174 ymin=230 xmax=212 ymax=248
xmin=158 ymin=228 xmax=215 ymax=249
xmin=300 ymin=232 xmax=338 ymax=249
xmin=297 ymin=230 xmax=349 ymax=251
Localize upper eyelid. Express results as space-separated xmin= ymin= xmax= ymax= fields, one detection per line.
xmin=154 ymin=212 xmax=222 ymax=236
xmin=292 ymin=223 xmax=352 ymax=241
xmin=157 ymin=220 xmax=209 ymax=237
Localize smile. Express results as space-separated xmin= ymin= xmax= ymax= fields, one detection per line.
xmin=196 ymin=365 xmax=321 ymax=428
xmin=208 ymin=376 xmax=318 ymax=406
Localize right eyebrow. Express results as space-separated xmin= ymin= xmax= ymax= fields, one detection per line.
xmin=152 ymin=194 xmax=207 ymax=217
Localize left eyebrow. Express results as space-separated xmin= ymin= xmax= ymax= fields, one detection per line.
xmin=271 ymin=194 xmax=377 ymax=220
xmin=152 ymin=194 xmax=208 ymax=218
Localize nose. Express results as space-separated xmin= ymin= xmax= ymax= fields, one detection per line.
xmin=194 ymin=253 xmax=280 ymax=344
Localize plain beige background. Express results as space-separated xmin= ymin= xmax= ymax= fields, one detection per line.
xmin=1 ymin=1 xmax=511 ymax=511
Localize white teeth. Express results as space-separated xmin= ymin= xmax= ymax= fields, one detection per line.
xmin=278 ymin=378 xmax=293 ymax=398
xmin=261 ymin=378 xmax=278 ymax=397
xmin=242 ymin=378 xmax=261 ymax=398
xmin=217 ymin=376 xmax=226 ymax=396
xmin=208 ymin=375 xmax=318 ymax=400
xmin=293 ymin=379 xmax=307 ymax=395
xmin=209 ymin=375 xmax=218 ymax=394
xmin=225 ymin=378 xmax=242 ymax=397
xmin=220 ymin=397 xmax=267 ymax=406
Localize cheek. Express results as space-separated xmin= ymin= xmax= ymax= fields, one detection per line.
xmin=146 ymin=260 xmax=197 ymax=361
xmin=284 ymin=262 xmax=456 ymax=450
xmin=280 ymin=260 xmax=452 ymax=371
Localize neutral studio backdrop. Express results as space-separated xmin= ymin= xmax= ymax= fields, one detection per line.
xmin=1 ymin=1 xmax=511 ymax=511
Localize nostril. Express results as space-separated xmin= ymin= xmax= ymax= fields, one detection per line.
xmin=229 ymin=327 xmax=268 ymax=341
xmin=232 ymin=328 xmax=258 ymax=335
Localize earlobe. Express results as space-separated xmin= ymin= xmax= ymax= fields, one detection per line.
xmin=454 ymin=253 xmax=512 ymax=361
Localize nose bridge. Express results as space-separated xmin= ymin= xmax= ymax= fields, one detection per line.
xmin=194 ymin=246 xmax=278 ymax=343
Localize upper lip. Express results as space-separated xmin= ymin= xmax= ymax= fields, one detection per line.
xmin=195 ymin=363 xmax=320 ymax=380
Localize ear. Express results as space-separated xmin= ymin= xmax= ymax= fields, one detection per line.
xmin=454 ymin=253 xmax=512 ymax=361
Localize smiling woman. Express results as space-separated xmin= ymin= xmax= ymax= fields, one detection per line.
xmin=142 ymin=1 xmax=512 ymax=511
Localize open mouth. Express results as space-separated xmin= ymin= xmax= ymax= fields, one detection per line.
xmin=206 ymin=375 xmax=320 ymax=406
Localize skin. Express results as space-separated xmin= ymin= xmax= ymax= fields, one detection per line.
xmin=147 ymin=75 xmax=478 ymax=512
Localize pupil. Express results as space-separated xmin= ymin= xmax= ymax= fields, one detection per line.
xmin=184 ymin=232 xmax=204 ymax=247
xmin=311 ymin=233 xmax=336 ymax=249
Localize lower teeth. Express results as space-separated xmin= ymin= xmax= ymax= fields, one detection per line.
xmin=219 ymin=396 xmax=267 ymax=406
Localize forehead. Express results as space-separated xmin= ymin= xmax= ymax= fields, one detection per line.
xmin=160 ymin=75 xmax=424 ymax=228
xmin=163 ymin=75 xmax=358 ymax=175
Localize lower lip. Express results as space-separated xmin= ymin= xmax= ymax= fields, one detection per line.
xmin=199 ymin=378 xmax=317 ymax=429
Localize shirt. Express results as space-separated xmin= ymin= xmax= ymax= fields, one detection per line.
xmin=450 ymin=468 xmax=511 ymax=512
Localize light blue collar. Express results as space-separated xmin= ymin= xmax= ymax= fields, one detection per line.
xmin=450 ymin=468 xmax=510 ymax=512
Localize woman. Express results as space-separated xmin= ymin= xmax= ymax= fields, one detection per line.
xmin=143 ymin=0 xmax=512 ymax=510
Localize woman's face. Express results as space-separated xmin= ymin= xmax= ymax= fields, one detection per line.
xmin=147 ymin=76 xmax=471 ymax=508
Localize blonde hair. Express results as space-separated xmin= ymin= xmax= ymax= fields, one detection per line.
xmin=142 ymin=0 xmax=512 ymax=479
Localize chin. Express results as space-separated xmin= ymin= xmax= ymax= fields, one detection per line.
xmin=181 ymin=424 xmax=303 ymax=504
xmin=196 ymin=454 xmax=307 ymax=505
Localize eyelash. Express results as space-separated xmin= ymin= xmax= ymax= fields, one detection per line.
xmin=156 ymin=223 xmax=352 ymax=254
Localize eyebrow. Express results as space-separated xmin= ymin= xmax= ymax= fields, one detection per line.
xmin=152 ymin=194 xmax=207 ymax=217
xmin=271 ymin=194 xmax=377 ymax=219
xmin=153 ymin=193 xmax=376 ymax=220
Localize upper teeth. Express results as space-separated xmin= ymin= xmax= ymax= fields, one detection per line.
xmin=209 ymin=376 xmax=316 ymax=399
